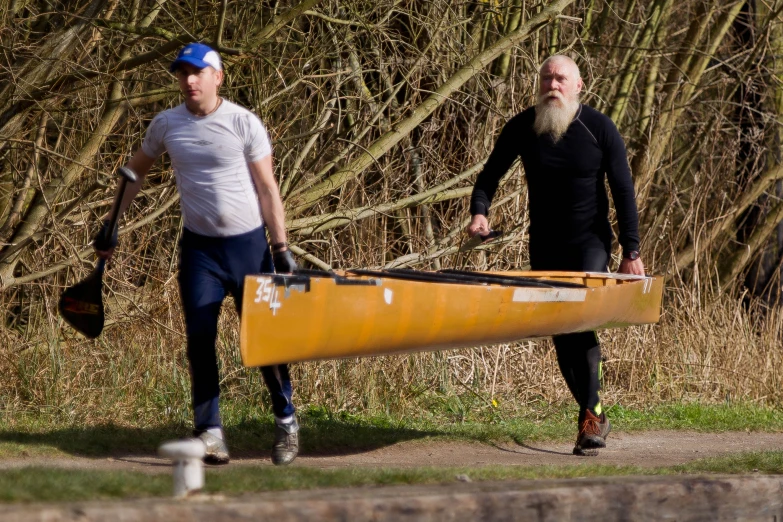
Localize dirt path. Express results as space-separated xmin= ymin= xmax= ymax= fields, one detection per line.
xmin=1 ymin=431 xmax=781 ymax=472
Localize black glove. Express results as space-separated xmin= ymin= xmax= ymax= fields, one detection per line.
xmin=273 ymin=249 xmax=297 ymax=273
xmin=93 ymin=219 xmax=118 ymax=252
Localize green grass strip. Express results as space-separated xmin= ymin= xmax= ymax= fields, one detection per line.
xmin=0 ymin=451 xmax=781 ymax=503
xmin=1 ymin=402 xmax=782 ymax=459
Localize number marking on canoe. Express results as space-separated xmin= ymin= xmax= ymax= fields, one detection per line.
xmin=254 ymin=277 xmax=282 ymax=315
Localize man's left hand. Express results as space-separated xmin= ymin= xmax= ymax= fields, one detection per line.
xmin=618 ymin=257 xmax=645 ymax=275
xmin=273 ymin=249 xmax=297 ymax=273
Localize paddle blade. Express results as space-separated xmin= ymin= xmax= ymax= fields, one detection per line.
xmin=58 ymin=263 xmax=105 ymax=339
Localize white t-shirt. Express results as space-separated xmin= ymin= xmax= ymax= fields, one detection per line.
xmin=142 ymin=99 xmax=273 ymax=237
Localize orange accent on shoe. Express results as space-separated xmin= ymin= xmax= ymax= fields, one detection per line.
xmin=578 ymin=410 xmax=602 ymax=438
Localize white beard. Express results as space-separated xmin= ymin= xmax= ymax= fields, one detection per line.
xmin=533 ymin=92 xmax=580 ymax=142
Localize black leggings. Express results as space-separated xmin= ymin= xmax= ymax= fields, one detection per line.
xmin=531 ymin=247 xmax=609 ymax=415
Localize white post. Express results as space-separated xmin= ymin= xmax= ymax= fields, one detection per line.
xmin=158 ymin=439 xmax=207 ymax=498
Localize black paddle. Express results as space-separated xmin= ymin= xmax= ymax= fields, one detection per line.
xmin=58 ymin=166 xmax=138 ymax=338
xmin=458 ymin=229 xmax=503 ymax=252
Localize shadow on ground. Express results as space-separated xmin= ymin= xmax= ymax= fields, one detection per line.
xmin=0 ymin=416 xmax=442 ymax=459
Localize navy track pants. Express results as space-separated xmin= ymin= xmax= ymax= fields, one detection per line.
xmin=178 ymin=227 xmax=295 ymax=430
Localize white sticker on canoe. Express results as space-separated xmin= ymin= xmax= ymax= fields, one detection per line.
xmin=384 ymin=288 xmax=393 ymax=305
xmin=512 ymin=288 xmax=587 ymax=302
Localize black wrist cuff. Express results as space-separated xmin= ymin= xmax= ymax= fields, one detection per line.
xmin=470 ymin=202 xmax=489 ymax=217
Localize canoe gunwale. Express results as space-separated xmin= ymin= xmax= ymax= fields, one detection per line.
xmin=286 ymin=269 xmax=382 ymax=286
xmin=584 ymin=271 xmax=650 ymax=281
xmin=347 ymin=268 xmax=586 ymax=289
xmin=270 ymin=269 xmax=657 ymax=290
xmin=267 ymin=273 xmax=312 ymax=291
xmin=436 ymin=268 xmax=585 ymax=288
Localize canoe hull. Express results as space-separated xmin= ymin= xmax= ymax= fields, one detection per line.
xmin=240 ymin=271 xmax=663 ymax=367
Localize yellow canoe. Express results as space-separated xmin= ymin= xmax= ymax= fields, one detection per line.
xmin=239 ymin=269 xmax=663 ymax=367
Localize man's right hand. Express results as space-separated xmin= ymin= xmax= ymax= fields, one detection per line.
xmin=467 ymin=214 xmax=490 ymax=237
xmin=618 ymin=257 xmax=645 ymax=276
xmin=93 ymin=219 xmax=118 ymax=260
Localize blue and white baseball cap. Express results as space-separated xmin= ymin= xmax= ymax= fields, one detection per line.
xmin=170 ymin=43 xmax=223 ymax=72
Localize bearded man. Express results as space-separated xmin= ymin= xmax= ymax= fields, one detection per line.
xmin=467 ymin=55 xmax=645 ymax=456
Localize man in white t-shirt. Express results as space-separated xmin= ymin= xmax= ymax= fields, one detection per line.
xmin=94 ymin=43 xmax=299 ymax=466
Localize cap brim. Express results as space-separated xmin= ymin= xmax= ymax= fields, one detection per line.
xmin=169 ymin=57 xmax=211 ymax=73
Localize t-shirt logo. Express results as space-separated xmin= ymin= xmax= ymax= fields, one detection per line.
xmin=193 ymin=140 xmax=212 ymax=146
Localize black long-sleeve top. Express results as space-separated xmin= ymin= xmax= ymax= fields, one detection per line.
xmin=470 ymin=104 xmax=640 ymax=257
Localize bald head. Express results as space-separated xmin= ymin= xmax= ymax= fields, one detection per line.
xmin=540 ymin=55 xmax=581 ymax=80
